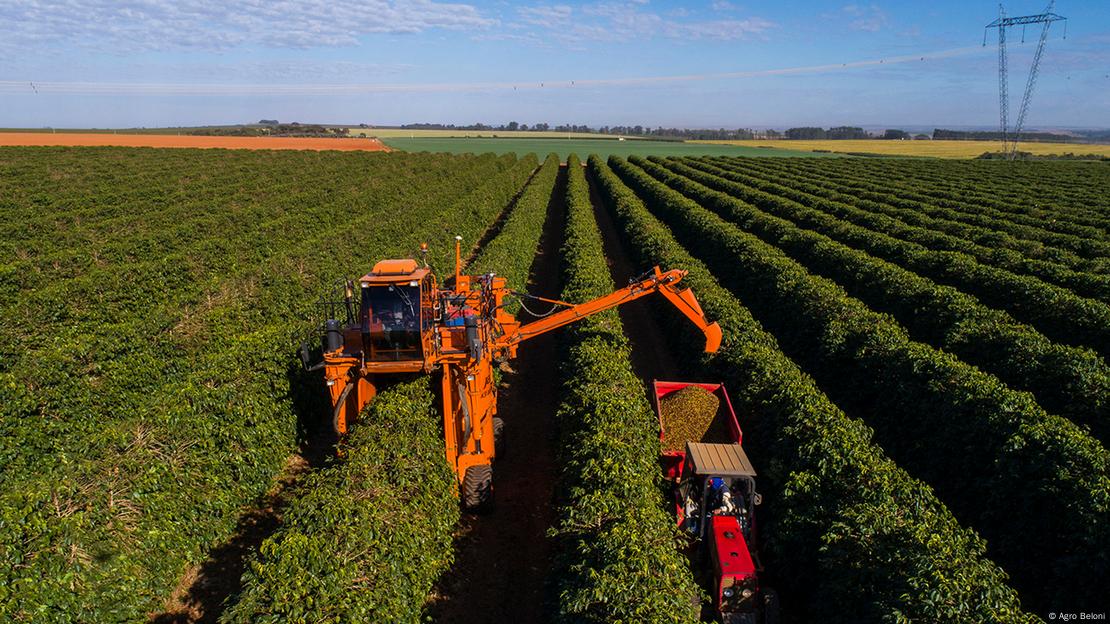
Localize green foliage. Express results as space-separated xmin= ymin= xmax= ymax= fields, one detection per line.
xmin=378 ymin=137 xmax=836 ymax=160
xmin=220 ymin=379 xmax=458 ymax=623
xmin=648 ymin=155 xmax=1110 ymax=360
xmin=432 ymin=152 xmax=541 ymax=274
xmin=635 ymin=156 xmax=1110 ymax=443
xmin=691 ymin=156 xmax=1110 ymax=302
xmin=723 ymin=156 xmax=1110 ymax=266
xmin=469 ymin=152 xmax=560 ymax=314
xmin=590 ymin=154 xmax=1039 ymax=622
xmin=0 ymin=148 xmax=532 ymax=621
xmin=549 ymin=154 xmax=702 ymax=623
xmin=608 ymin=154 xmax=1110 ymax=612
xmin=818 ymin=158 xmax=1110 ymax=235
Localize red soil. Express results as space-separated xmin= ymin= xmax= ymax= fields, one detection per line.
xmin=0 ymin=132 xmax=390 ymax=151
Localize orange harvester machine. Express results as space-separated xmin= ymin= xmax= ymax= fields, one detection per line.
xmin=312 ymin=238 xmax=722 ymax=507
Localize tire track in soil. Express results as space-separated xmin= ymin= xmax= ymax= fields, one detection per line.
xmin=150 ymin=408 xmax=337 ymax=623
xmin=587 ymin=163 xmax=681 ymax=385
xmin=426 ymin=164 xmax=568 ymax=624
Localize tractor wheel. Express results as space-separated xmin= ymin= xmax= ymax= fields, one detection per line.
xmin=463 ymin=464 xmax=493 ymax=511
xmin=761 ymin=588 xmax=780 ymax=624
xmin=493 ymin=417 xmax=505 ymax=460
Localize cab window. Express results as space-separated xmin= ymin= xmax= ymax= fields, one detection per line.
xmin=361 ymin=284 xmax=421 ymax=361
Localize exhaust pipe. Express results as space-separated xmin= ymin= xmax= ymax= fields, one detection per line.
xmin=323 ymin=319 xmax=344 ymax=353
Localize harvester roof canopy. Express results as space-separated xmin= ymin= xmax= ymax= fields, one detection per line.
xmin=686 ymin=442 xmax=756 ymax=478
xmin=361 ymin=259 xmax=428 ymax=284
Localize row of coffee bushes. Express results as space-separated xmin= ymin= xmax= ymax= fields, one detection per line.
xmin=469 ymin=153 xmax=561 ymax=314
xmin=548 ymin=155 xmax=702 ymax=623
xmin=221 ymin=379 xmax=457 ymax=622
xmin=652 ymin=157 xmax=1110 ymax=358
xmin=774 ymin=156 xmax=1110 ymax=236
xmin=629 ymin=156 xmax=1110 ymax=442
xmin=684 ymin=157 xmax=1110 ymax=303
xmin=609 ymin=155 xmax=1110 ymax=611
xmin=722 ymin=156 xmax=1110 ymax=270
xmin=800 ymin=157 xmax=1110 ymax=231
xmin=589 ymin=155 xmax=1037 ymax=622
xmin=736 ymin=157 xmax=1110 ymax=255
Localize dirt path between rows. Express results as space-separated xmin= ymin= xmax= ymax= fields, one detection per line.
xmin=151 ymin=420 xmax=336 ymax=623
xmin=587 ymin=164 xmax=681 ymax=383
xmin=0 ymin=132 xmax=389 ymax=151
xmin=427 ymin=165 xmax=568 ymax=624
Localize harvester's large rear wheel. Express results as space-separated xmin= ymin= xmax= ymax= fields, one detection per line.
xmin=493 ymin=417 xmax=505 ymax=459
xmin=463 ymin=464 xmax=493 ymax=510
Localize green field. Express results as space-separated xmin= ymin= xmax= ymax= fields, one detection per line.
xmin=381 ymin=136 xmax=838 ymax=159
xmin=349 ymin=128 xmax=628 ymax=139
xmin=696 ymin=139 xmax=1110 ymax=159
xmin=6 ymin=146 xmax=1108 ymax=621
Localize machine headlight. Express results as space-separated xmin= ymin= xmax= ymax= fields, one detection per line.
xmin=722 ymin=588 xmax=735 ymax=598
xmin=741 ymin=588 xmax=754 ymax=599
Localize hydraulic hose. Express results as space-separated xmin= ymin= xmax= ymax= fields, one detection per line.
xmin=331 ymin=382 xmax=354 ymax=433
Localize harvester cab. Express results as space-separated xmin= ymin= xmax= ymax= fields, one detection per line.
xmin=358 ymin=259 xmax=430 ymax=363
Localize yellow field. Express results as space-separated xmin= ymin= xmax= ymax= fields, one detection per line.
xmin=691 ymin=139 xmax=1110 ymax=158
xmin=348 ymin=128 xmax=637 ymax=139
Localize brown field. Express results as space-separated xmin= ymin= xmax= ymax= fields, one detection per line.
xmin=0 ymin=132 xmax=390 ymax=151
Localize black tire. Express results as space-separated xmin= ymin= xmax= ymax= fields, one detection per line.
xmin=493 ymin=417 xmax=505 ymax=460
xmin=463 ymin=464 xmax=493 ymax=510
xmin=761 ymin=587 xmax=780 ymax=624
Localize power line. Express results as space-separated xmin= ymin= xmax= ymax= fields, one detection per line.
xmin=984 ymin=2 xmax=1067 ymax=159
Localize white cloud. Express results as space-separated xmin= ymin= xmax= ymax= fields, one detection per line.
xmin=517 ymin=4 xmax=573 ymax=27
xmin=711 ymin=1 xmax=737 ymax=11
xmin=670 ymin=18 xmax=774 ymax=40
xmin=521 ymin=1 xmax=773 ymax=43
xmin=0 ymin=0 xmax=495 ymax=53
xmin=841 ymin=3 xmax=888 ymax=32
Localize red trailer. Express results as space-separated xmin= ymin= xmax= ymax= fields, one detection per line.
xmin=653 ymin=380 xmax=778 ymax=624
xmin=654 ymin=380 xmax=741 ymax=479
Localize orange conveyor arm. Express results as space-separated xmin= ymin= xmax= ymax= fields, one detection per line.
xmin=498 ymin=266 xmax=722 ymax=353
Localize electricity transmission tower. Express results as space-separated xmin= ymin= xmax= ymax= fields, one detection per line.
xmin=983 ymin=2 xmax=1067 ymax=159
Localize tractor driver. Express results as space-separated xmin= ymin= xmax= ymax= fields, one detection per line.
xmin=381 ymin=301 xmax=417 ymax=348
xmin=708 ymin=477 xmax=738 ymax=516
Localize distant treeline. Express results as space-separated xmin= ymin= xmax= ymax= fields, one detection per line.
xmin=1078 ymin=129 xmax=1110 ymax=141
xmin=397 ymin=122 xmax=764 ymax=140
xmin=205 ymin=120 xmax=1105 ymax=144
xmin=394 ymin=123 xmax=926 ymax=141
xmin=934 ymin=128 xmax=1079 ymax=142
xmin=190 ymin=123 xmax=349 ymax=138
xmin=398 ymin=123 xmax=919 ymax=141
xmin=783 ymin=126 xmax=867 ymax=140
xmin=977 ymin=150 xmax=1109 ymax=161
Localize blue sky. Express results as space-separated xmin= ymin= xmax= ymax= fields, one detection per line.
xmin=1 ymin=0 xmax=1107 ymax=129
